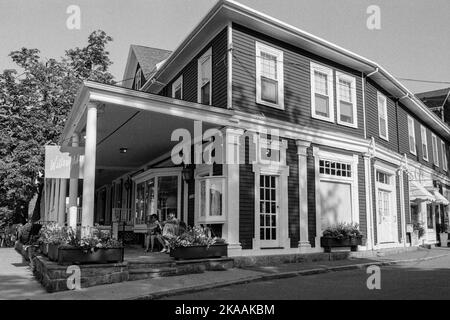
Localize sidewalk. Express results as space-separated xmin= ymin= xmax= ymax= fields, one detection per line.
xmin=1 ymin=247 xmax=449 ymax=300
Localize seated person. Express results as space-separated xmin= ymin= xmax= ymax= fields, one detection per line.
xmin=145 ymin=214 xmax=164 ymax=253
xmin=158 ymin=213 xmax=179 ymax=253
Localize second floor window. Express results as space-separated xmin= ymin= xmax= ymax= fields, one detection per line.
xmin=311 ymin=62 xmax=334 ymax=122
xmin=377 ymin=92 xmax=388 ymax=141
xmin=421 ymin=125 xmax=428 ymax=161
xmin=441 ymin=141 xmax=448 ymax=171
xmin=407 ymin=115 xmax=416 ymax=155
xmin=432 ymin=133 xmax=439 ymax=166
xmin=198 ymin=48 xmax=212 ymax=105
xmin=336 ymin=72 xmax=357 ymax=127
xmin=134 ymin=67 xmax=142 ymax=90
xmin=172 ymin=75 xmax=183 ymax=100
xmin=255 ymin=42 xmax=284 ymax=109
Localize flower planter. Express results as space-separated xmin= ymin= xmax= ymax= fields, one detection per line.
xmin=439 ymin=232 xmax=448 ymax=247
xmin=320 ymin=236 xmax=362 ymax=253
xmin=170 ymin=244 xmax=228 ymax=260
xmin=46 ymin=245 xmax=124 ymax=265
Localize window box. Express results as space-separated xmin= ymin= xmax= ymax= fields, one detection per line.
xmin=320 ymin=236 xmax=363 ymax=253
xmin=169 ymin=244 xmax=228 ymax=260
xmin=47 ymin=244 xmax=124 ymax=265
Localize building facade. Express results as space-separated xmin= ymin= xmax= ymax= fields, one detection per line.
xmin=41 ymin=0 xmax=450 ymax=256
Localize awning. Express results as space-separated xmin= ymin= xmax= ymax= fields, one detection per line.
xmin=427 ymin=187 xmax=450 ymax=205
xmin=410 ymin=181 xmax=435 ymax=202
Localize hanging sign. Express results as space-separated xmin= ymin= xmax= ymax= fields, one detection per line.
xmin=45 ymin=145 xmax=85 ymax=179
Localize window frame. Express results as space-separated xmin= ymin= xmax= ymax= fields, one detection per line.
xmin=255 ymin=41 xmax=284 ymax=109
xmin=172 ymin=75 xmax=183 ymax=100
xmin=197 ymin=47 xmax=212 ymax=105
xmin=421 ymin=125 xmax=429 ymax=161
xmin=335 ymin=72 xmax=357 ymax=128
xmin=432 ymin=133 xmax=439 ymax=167
xmin=377 ymin=92 xmax=389 ymax=141
xmin=311 ymin=62 xmax=334 ymax=123
xmin=441 ymin=140 xmax=447 ymax=171
xmin=407 ymin=115 xmax=416 ymax=155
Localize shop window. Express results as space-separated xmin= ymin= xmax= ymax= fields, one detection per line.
xmin=197 ymin=176 xmax=225 ymax=223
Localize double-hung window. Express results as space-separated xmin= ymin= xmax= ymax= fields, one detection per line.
xmin=407 ymin=115 xmax=416 ymax=155
xmin=198 ymin=48 xmax=212 ymax=105
xmin=421 ymin=125 xmax=428 ymax=161
xmin=441 ymin=141 xmax=448 ymax=171
xmin=311 ymin=62 xmax=334 ymax=122
xmin=172 ymin=75 xmax=183 ymax=100
xmin=377 ymin=92 xmax=388 ymax=140
xmin=255 ymin=42 xmax=284 ymax=109
xmin=432 ymin=133 xmax=439 ymax=166
xmin=336 ymin=72 xmax=357 ymax=127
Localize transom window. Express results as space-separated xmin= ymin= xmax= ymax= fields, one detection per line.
xmin=319 ymin=159 xmax=352 ymax=177
xmin=421 ymin=125 xmax=428 ymax=161
xmin=336 ymin=72 xmax=357 ymax=127
xmin=198 ymin=48 xmax=212 ymax=105
xmin=172 ymin=75 xmax=183 ymax=100
xmin=407 ymin=115 xmax=416 ymax=155
xmin=432 ymin=133 xmax=439 ymax=166
xmin=256 ymin=42 xmax=284 ymax=109
xmin=377 ymin=92 xmax=389 ymax=141
xmin=376 ymin=171 xmax=391 ymax=185
xmin=311 ymin=63 xmax=334 ymax=122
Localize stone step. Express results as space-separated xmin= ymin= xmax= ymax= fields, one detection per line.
xmin=128 ymin=267 xmax=178 ymax=280
xmin=127 ymin=261 xmax=175 ymax=270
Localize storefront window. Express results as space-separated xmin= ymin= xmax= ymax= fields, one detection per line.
xmin=197 ymin=176 xmax=225 ymax=223
xmin=157 ymin=176 xmax=178 ymax=221
xmin=135 ymin=182 xmax=146 ymax=225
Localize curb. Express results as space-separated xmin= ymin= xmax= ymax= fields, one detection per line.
xmin=130 ymin=252 xmax=450 ymax=300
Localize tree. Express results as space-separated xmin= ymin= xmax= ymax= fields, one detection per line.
xmin=0 ymin=30 xmax=115 ymax=226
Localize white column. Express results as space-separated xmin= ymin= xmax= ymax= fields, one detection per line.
xmin=68 ymin=133 xmax=79 ymax=230
xmin=58 ymin=179 xmax=67 ymax=226
xmin=364 ymin=154 xmax=374 ymax=250
xmin=81 ymin=103 xmax=98 ymax=236
xmin=398 ymin=169 xmax=407 ymax=246
xmin=223 ymin=127 xmax=243 ymax=256
xmin=53 ymin=179 xmax=61 ymax=222
xmin=49 ymin=179 xmax=56 ymax=221
xmin=296 ymin=140 xmax=312 ymax=252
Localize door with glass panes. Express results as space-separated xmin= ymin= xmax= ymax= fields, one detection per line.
xmin=259 ymin=175 xmax=279 ymax=247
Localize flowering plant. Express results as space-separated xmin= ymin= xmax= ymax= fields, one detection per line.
xmin=167 ymin=225 xmax=225 ymax=249
xmin=322 ymin=222 xmax=362 ymax=239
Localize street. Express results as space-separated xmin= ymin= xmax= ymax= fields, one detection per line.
xmin=163 ymin=254 xmax=450 ymax=300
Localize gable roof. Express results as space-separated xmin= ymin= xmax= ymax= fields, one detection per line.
xmin=141 ymin=0 xmax=450 ymax=141
xmin=416 ymin=88 xmax=450 ymax=101
xmin=122 ymin=45 xmax=172 ymax=88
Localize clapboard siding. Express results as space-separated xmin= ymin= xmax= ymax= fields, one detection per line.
xmin=286 ymin=139 xmax=299 ymax=248
xmin=232 ymin=24 xmax=364 ymax=137
xmin=159 ymin=27 xmax=228 ymax=109
xmin=365 ymin=79 xmax=398 ymax=151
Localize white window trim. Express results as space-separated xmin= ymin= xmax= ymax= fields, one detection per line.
xmin=441 ymin=140 xmax=447 ymax=171
xmin=312 ymin=147 xmax=359 ymax=249
xmin=377 ymin=91 xmax=389 ymax=141
xmin=196 ymin=176 xmax=226 ymax=224
xmin=407 ymin=115 xmax=416 ymax=155
xmin=255 ymin=41 xmax=284 ymax=110
xmin=421 ymin=125 xmax=429 ymax=161
xmin=335 ymin=72 xmax=357 ymax=128
xmin=197 ymin=47 xmax=212 ymax=105
xmin=311 ymin=62 xmax=334 ymax=123
xmin=432 ymin=133 xmax=439 ymax=167
xmin=171 ymin=75 xmax=183 ymax=99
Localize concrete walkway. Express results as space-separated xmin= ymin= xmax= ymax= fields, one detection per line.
xmin=1 ymin=247 xmax=449 ymax=300
xmin=0 ymin=248 xmax=47 ymax=300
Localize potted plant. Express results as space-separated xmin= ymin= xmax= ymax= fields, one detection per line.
xmin=168 ymin=226 xmax=228 ymax=260
xmin=40 ymin=226 xmax=124 ymax=265
xmin=412 ymin=222 xmax=425 ymax=246
xmin=437 ymin=223 xmax=448 ymax=247
xmin=321 ymin=222 xmax=363 ymax=253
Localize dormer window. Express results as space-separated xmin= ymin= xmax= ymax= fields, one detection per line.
xmin=198 ymin=48 xmax=212 ymax=105
xmin=134 ymin=67 xmax=142 ymax=90
xmin=172 ymin=75 xmax=183 ymax=100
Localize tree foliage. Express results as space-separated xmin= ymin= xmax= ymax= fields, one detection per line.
xmin=0 ymin=30 xmax=115 ymax=225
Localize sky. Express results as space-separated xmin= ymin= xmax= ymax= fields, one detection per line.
xmin=0 ymin=0 xmax=449 ymax=94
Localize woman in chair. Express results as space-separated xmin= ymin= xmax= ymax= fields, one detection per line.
xmin=158 ymin=213 xmax=179 ymax=253
xmin=145 ymin=214 xmax=164 ymax=253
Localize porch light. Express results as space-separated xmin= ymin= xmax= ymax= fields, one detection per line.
xmin=119 ymin=147 xmax=128 ymax=154
xmin=182 ymin=165 xmax=195 ymax=183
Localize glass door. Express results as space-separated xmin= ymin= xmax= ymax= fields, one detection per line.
xmin=259 ymin=175 xmax=279 ymax=247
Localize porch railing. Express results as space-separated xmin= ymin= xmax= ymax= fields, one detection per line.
xmin=112 ymin=208 xmax=133 ymax=224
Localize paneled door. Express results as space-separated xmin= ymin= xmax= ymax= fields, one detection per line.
xmin=259 ymin=175 xmax=279 ymax=247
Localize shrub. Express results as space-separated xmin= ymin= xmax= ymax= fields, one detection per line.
xmin=322 ymin=222 xmax=362 ymax=239
xmin=413 ymin=222 xmax=425 ymax=238
xmin=168 ymin=225 xmax=226 ymax=249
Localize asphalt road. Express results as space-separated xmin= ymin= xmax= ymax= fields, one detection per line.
xmin=163 ymin=254 xmax=450 ymax=300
